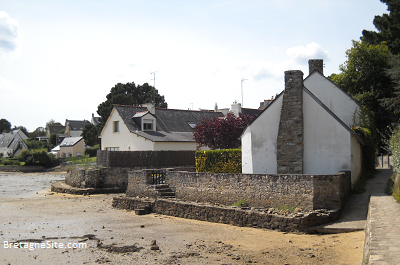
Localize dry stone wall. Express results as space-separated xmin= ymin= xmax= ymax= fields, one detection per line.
xmin=126 ymin=170 xmax=351 ymax=211
xmin=65 ymin=167 xmax=129 ymax=190
xmin=112 ymin=197 xmax=341 ymax=233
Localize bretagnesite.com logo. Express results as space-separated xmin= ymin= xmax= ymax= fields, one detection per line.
xmin=3 ymin=240 xmax=87 ymax=251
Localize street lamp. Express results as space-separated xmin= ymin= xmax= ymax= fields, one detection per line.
xmin=241 ymin=78 xmax=248 ymax=107
xmin=150 ymin=71 xmax=158 ymax=104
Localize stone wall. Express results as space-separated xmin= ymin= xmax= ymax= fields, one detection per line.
xmin=277 ymin=70 xmax=304 ymax=174
xmin=126 ymin=170 xmax=351 ymax=211
xmin=65 ymin=167 xmax=129 ymax=190
xmin=112 ymin=197 xmax=341 ymax=233
xmin=96 ymin=150 xmax=196 ymax=168
xmin=0 ymin=166 xmax=45 ymax=172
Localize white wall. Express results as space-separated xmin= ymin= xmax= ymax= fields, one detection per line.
xmin=304 ymin=72 xmax=361 ymax=128
xmin=153 ymin=142 xmax=197 ymax=151
xmin=351 ymin=134 xmax=363 ymax=184
xmin=241 ymin=95 xmax=283 ymax=174
xmin=303 ymin=90 xmax=352 ymax=174
xmin=101 ymin=108 xmax=154 ymax=151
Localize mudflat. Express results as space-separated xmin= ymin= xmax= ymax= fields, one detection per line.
xmin=0 ymin=173 xmax=364 ymax=264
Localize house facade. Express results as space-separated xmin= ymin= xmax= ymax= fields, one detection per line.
xmin=0 ymin=130 xmax=28 ymax=157
xmin=100 ymin=105 xmax=224 ymax=151
xmin=242 ymin=59 xmax=365 ymax=184
xmin=57 ymin=137 xmax=86 ymax=157
xmin=64 ymin=119 xmax=90 ymax=137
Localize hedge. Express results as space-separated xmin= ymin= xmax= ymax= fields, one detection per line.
xmin=195 ymin=149 xmax=241 ymax=173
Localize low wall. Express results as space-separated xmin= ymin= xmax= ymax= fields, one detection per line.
xmin=126 ymin=170 xmax=351 ymax=211
xmin=96 ymin=150 xmax=196 ymax=168
xmin=65 ymin=167 xmax=129 ymax=189
xmin=112 ymin=197 xmax=341 ymax=233
xmin=0 ymin=166 xmax=45 ymax=172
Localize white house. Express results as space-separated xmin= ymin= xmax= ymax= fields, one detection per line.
xmin=241 ymin=59 xmax=365 ymax=184
xmin=56 ymin=137 xmax=86 ymax=157
xmin=99 ymin=104 xmax=224 ymax=151
xmin=0 ymin=129 xmax=28 ymax=157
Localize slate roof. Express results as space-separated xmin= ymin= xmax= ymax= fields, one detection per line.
xmin=241 ymin=108 xmax=263 ymax=117
xmin=60 ymin=137 xmax=83 ymax=147
xmin=112 ymin=105 xmax=224 ymax=142
xmin=0 ymin=130 xmax=28 ymax=156
xmin=47 ymin=125 xmax=66 ymax=136
xmin=65 ymin=120 xmax=90 ymax=131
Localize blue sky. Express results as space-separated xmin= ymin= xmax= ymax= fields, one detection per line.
xmin=0 ymin=0 xmax=389 ymax=132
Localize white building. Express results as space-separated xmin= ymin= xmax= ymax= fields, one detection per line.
xmin=99 ymin=104 xmax=224 ymax=151
xmin=241 ymin=59 xmax=365 ymax=184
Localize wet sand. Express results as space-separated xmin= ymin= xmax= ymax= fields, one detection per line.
xmin=0 ymin=173 xmax=364 ymax=264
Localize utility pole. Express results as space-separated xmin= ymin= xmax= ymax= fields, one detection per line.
xmin=241 ymin=78 xmax=248 ymax=107
xmin=150 ymin=71 xmax=158 ymax=104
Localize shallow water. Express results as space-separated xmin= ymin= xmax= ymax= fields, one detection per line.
xmin=0 ymin=173 xmax=65 ymax=198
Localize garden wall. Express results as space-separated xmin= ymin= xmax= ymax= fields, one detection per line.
xmin=65 ymin=167 xmax=129 ymax=190
xmin=96 ymin=150 xmax=196 ymax=168
xmin=112 ymin=197 xmax=341 ymax=233
xmin=126 ymin=170 xmax=351 ymax=211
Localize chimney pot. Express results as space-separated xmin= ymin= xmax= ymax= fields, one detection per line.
xmin=308 ymin=59 xmax=323 ymax=75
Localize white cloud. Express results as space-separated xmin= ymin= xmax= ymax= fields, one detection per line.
xmin=286 ymin=42 xmax=329 ymax=64
xmin=0 ymin=75 xmax=15 ymax=90
xmin=0 ymin=11 xmax=23 ymax=54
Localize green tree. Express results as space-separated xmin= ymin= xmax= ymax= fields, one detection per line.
xmin=0 ymin=119 xmax=11 ymax=133
xmin=381 ymin=54 xmax=400 ymax=120
xmin=48 ymin=133 xmax=57 ymax=146
xmin=97 ymin=82 xmax=168 ymax=125
xmin=12 ymin=125 xmax=29 ymax=136
xmin=28 ymin=127 xmax=46 ymax=138
xmin=328 ymin=40 xmax=395 ymax=144
xmin=45 ymin=119 xmax=63 ymax=128
xmin=82 ymin=123 xmax=101 ymax=147
xmin=362 ymin=0 xmax=400 ymax=55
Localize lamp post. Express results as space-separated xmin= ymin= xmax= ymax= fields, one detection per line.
xmin=150 ymin=71 xmax=158 ymax=104
xmin=241 ymin=78 xmax=247 ymax=107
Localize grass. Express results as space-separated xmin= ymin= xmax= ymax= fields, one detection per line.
xmin=229 ymin=200 xmax=248 ymax=207
xmin=62 ymin=156 xmax=96 ymax=165
xmin=386 ymin=172 xmax=400 ymax=203
xmin=275 ymin=205 xmax=297 ymax=213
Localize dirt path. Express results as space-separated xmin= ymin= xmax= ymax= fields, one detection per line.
xmin=0 ymin=173 xmax=364 ymax=264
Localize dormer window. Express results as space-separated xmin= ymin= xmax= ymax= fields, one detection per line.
xmin=143 ymin=119 xmax=153 ymax=131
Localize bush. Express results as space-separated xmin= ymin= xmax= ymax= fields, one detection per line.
xmin=84 ymin=144 xmax=100 ymax=157
xmin=352 ymin=127 xmax=376 ymax=179
xmin=17 ymin=149 xmax=58 ymax=168
xmin=195 ymin=149 xmax=241 ymax=173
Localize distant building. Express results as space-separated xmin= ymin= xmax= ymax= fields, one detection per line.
xmin=0 ymin=130 xmax=28 ymax=157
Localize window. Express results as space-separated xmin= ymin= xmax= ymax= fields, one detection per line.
xmin=143 ymin=119 xmax=153 ymax=131
xmin=113 ymin=121 xmax=119 ymax=133
xmin=106 ymin=147 xmax=119 ymax=151
xmin=187 ymin=122 xmax=196 ymax=128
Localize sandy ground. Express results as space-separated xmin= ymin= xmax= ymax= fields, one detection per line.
xmin=0 ymin=173 xmax=364 ymax=264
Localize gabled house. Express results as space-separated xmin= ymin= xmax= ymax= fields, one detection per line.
xmin=99 ymin=104 xmax=225 ymax=151
xmin=91 ymin=113 xmax=100 ymax=126
xmin=65 ymin=119 xmax=90 ymax=137
xmin=57 ymin=137 xmax=86 ymax=157
xmin=0 ymin=129 xmax=28 ymax=157
xmin=241 ymin=59 xmax=365 ymax=184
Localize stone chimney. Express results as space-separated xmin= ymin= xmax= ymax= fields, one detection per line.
xmin=308 ymin=59 xmax=323 ymax=75
xmin=276 ymin=70 xmax=304 ymax=174
xmin=142 ymin=103 xmax=155 ymax=115
xmin=231 ymin=102 xmax=242 ymax=117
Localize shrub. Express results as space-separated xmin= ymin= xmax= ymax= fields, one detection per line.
xmin=17 ymin=149 xmax=58 ymax=168
xmin=84 ymin=144 xmax=100 ymax=157
xmin=352 ymin=127 xmax=376 ymax=178
xmin=3 ymin=160 xmax=11 ymax=165
xmin=195 ymin=149 xmax=241 ymax=173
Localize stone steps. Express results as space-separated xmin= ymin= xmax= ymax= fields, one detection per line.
xmin=155 ymin=184 xmax=175 ymax=199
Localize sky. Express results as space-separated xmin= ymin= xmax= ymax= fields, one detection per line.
xmin=0 ymin=0 xmax=389 ymax=132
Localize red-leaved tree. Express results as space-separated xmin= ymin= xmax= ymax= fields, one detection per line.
xmin=194 ymin=113 xmax=255 ymax=150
